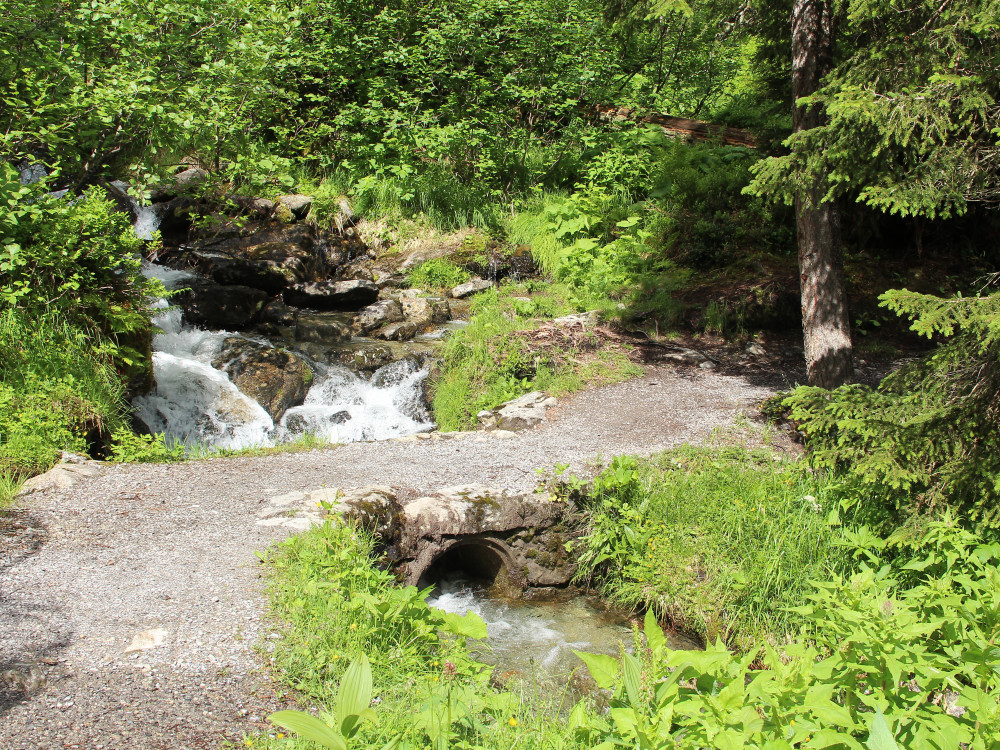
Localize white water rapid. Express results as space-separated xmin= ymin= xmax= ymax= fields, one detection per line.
xmin=427 ymin=577 xmax=634 ymax=678
xmin=134 ymin=263 xmax=435 ymax=452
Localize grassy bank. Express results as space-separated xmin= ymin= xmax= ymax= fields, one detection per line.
xmin=431 ymin=283 xmax=643 ymax=430
xmin=573 ymin=446 xmax=848 ymax=650
xmin=0 ymin=308 xmax=128 ymax=480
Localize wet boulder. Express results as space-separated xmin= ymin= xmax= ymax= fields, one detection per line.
xmin=193 ymin=241 xmax=315 ymax=294
xmin=337 ymin=259 xmax=376 ymax=282
xmin=400 ymin=296 xmax=451 ymax=330
xmin=256 ymin=300 xmax=298 ymax=337
xmin=374 ymin=321 xmax=418 ymax=341
xmin=284 ymin=280 xmax=379 ymax=311
xmin=177 ymin=279 xmax=267 ymax=329
xmin=212 ymin=338 xmax=312 ymax=421
xmin=371 ymin=356 xmax=426 ymax=388
xmin=295 ymin=312 xmax=353 ymax=343
xmin=354 ymin=300 xmax=404 ymax=334
xmin=341 ymin=343 xmax=397 ymax=371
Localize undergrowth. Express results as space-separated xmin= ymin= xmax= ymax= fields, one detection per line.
xmin=253 ymin=522 xmax=572 ymax=749
xmin=0 ymin=470 xmax=23 ymax=508
xmin=256 ymin=477 xmax=1000 ymax=749
xmin=574 ymin=446 xmax=847 ymax=650
xmin=407 ymin=259 xmax=471 ymax=291
xmin=0 ymin=308 xmax=126 ymax=478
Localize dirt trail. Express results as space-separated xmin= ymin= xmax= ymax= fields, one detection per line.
xmin=0 ymin=365 xmax=790 ymax=750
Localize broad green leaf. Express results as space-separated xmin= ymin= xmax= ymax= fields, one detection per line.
xmin=644 ymin=609 xmax=666 ymax=655
xmin=268 ymin=711 xmax=346 ymax=750
xmin=622 ymin=652 xmax=643 ymax=707
xmin=574 ymin=650 xmax=619 ymax=690
xmin=866 ymin=711 xmax=900 ymax=750
xmin=336 ymin=654 xmax=373 ymax=736
xmin=440 ymin=610 xmax=488 ymax=639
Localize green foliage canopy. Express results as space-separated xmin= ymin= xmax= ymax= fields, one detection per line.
xmin=749 ymin=0 xmax=1000 ymax=219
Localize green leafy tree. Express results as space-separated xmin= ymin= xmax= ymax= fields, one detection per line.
xmin=0 ymin=0 xmax=293 ymax=186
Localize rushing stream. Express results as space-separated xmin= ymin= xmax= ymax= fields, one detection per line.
xmin=428 ymin=576 xmax=697 ymax=684
xmin=134 ymin=263 xmax=435 ymax=450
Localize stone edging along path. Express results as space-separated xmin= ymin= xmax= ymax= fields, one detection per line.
xmin=0 ymin=365 xmax=791 ymax=750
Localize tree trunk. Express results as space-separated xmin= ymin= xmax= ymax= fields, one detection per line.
xmin=792 ymin=0 xmax=853 ymax=388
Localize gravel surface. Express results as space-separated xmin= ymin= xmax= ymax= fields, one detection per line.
xmin=0 ymin=365 xmax=791 ymax=749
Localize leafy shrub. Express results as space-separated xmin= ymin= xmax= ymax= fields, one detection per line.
xmin=649 ymin=141 xmax=793 ymax=268
xmin=576 ymin=446 xmax=846 ymax=647
xmin=572 ymin=516 xmax=1000 ymax=749
xmin=785 ymin=288 xmax=1000 ymax=536
xmin=0 ymin=168 xmax=162 ymax=370
xmin=0 ymin=382 xmax=93 ymax=478
xmin=580 ymin=125 xmax=666 ymax=201
xmin=109 ymin=430 xmax=185 ymax=463
xmin=406 ymin=259 xmax=471 ymax=290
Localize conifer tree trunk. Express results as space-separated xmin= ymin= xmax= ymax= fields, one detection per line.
xmin=792 ymin=0 xmax=853 ymax=388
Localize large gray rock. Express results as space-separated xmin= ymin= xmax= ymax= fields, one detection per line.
xmin=313 ymin=485 xmax=403 ymax=542
xmin=490 ymin=391 xmax=558 ymax=431
xmin=284 ymin=280 xmax=379 ymax=311
xmin=275 ymin=194 xmax=313 ymax=221
xmin=194 ymin=241 xmax=315 ymax=294
xmin=212 ymin=338 xmax=312 ymax=421
xmin=450 ymin=278 xmax=493 ymax=299
xmin=400 ymin=296 xmax=451 ymax=330
xmin=552 ymin=310 xmax=600 ymax=328
xmin=18 ymin=452 xmax=103 ymax=495
xmin=374 ymin=321 xmax=418 ymax=341
xmin=354 ymin=300 xmax=404 ymax=334
xmin=256 ymin=485 xmax=402 ymax=541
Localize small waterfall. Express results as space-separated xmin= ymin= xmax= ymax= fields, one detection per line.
xmin=280 ymin=358 xmax=433 ymax=443
xmin=134 ymin=352 xmax=276 ymax=449
xmin=135 ymin=262 xmax=435 ymax=451
xmin=134 ymin=204 xmax=162 ymax=241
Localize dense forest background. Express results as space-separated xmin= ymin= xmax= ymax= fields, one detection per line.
xmin=2 ymin=1 xmax=1000 ymax=746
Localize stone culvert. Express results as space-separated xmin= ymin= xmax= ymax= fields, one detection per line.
xmin=258 ymin=484 xmax=583 ymax=593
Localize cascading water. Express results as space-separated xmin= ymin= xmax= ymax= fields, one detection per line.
xmin=280 ymin=357 xmax=432 ymax=443
xmin=134 ymin=262 xmax=435 ymax=451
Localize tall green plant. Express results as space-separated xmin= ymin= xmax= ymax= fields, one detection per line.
xmin=572 ymin=517 xmax=1000 ymax=749
xmin=575 ymin=446 xmax=845 ymax=646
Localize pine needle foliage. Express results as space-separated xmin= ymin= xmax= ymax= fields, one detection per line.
xmin=785 ymin=285 xmax=1000 ymax=534
xmin=749 ymin=0 xmax=1000 ymax=218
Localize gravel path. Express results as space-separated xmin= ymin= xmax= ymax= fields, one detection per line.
xmin=0 ymin=365 xmax=789 ymax=749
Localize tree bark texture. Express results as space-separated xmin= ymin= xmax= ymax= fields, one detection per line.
xmin=792 ymin=0 xmax=854 ymax=388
